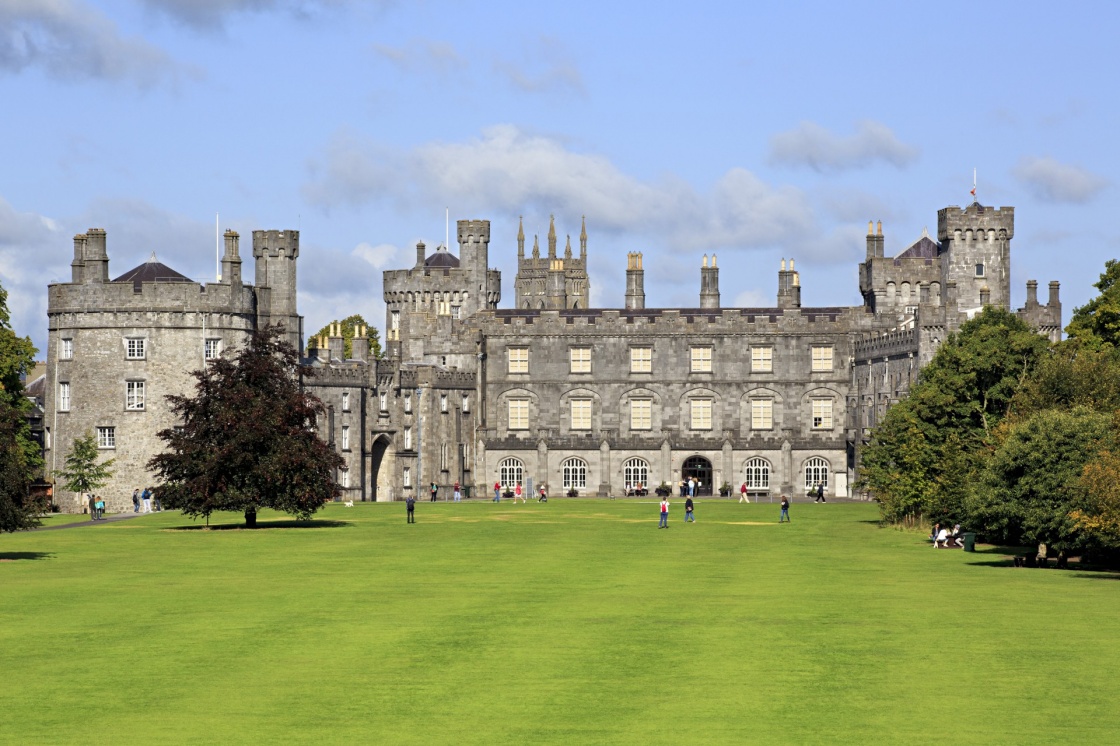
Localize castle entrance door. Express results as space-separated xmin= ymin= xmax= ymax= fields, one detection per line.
xmin=370 ymin=434 xmax=392 ymax=501
xmin=682 ymin=456 xmax=712 ymax=496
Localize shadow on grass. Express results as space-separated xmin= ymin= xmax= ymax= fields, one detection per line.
xmin=0 ymin=551 xmax=53 ymax=561
xmin=167 ymin=519 xmax=353 ymax=531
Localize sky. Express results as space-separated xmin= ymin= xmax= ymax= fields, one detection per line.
xmin=2 ymin=0 xmax=1117 ymax=356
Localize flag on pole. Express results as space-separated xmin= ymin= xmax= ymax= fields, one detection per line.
xmin=970 ymin=168 xmax=977 ymax=198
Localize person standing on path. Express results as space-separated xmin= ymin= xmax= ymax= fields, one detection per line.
xmin=406 ymin=495 xmax=416 ymax=523
xmin=493 ymin=481 xmax=501 ymax=502
xmin=739 ymin=483 xmax=749 ymax=503
xmin=779 ymin=495 xmax=790 ymax=523
xmin=94 ymin=496 xmax=105 ymax=520
xmin=659 ymin=497 xmax=670 ymax=528
xmin=141 ymin=487 xmax=152 ymax=514
xmin=132 ymin=489 xmax=140 ymax=513
xmin=453 ymin=482 xmax=461 ymax=502
xmin=429 ymin=482 xmax=438 ymax=502
xmin=87 ymin=493 xmax=97 ymax=520
xmin=685 ymin=497 xmax=695 ymax=522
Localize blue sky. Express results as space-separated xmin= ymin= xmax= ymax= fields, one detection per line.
xmin=2 ymin=0 xmax=1116 ymax=354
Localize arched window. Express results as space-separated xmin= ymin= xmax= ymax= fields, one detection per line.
xmin=623 ymin=458 xmax=649 ymax=489
xmin=744 ymin=457 xmax=770 ymax=490
xmin=499 ymin=458 xmax=523 ymax=489
xmin=803 ymin=457 xmax=829 ymax=490
xmin=562 ymin=457 xmax=588 ymax=489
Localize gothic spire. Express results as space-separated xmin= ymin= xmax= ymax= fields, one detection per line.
xmin=517 ymin=216 xmax=525 ymax=258
xmin=547 ymin=214 xmax=557 ymax=258
xmin=564 ymin=234 xmax=572 ymax=260
xmin=580 ymin=215 xmax=587 ymax=257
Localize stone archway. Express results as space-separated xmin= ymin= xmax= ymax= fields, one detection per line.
xmin=371 ymin=434 xmax=395 ymax=501
xmin=682 ymin=456 xmax=713 ymax=496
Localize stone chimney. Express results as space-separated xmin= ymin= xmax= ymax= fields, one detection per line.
xmin=1025 ymin=280 xmax=1039 ymax=308
xmin=415 ymin=241 xmax=426 ymax=269
xmin=625 ymin=252 xmax=645 ymax=310
xmin=351 ymin=325 xmax=369 ymax=363
xmin=777 ymin=258 xmax=801 ymax=309
xmin=221 ymin=230 xmax=242 ymax=286
xmin=700 ymin=254 xmax=720 ymax=309
xmin=866 ymin=220 xmax=884 ymax=259
xmin=83 ymin=228 xmax=109 ymax=283
xmin=328 ymin=323 xmax=345 ymax=361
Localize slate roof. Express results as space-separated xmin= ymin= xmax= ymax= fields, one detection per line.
xmin=893 ymin=228 xmax=939 ymax=264
xmin=425 ymin=245 xmax=460 ymax=268
xmin=111 ymin=253 xmax=195 ymax=290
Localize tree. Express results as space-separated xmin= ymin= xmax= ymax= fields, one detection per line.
xmin=148 ymin=326 xmax=343 ymax=526
xmin=0 ymin=397 xmax=40 ymax=532
xmin=312 ymin=314 xmax=383 ymax=360
xmin=967 ymin=408 xmax=1110 ymax=555
xmin=1011 ymin=342 xmax=1120 ymax=417
xmin=859 ymin=307 xmax=1050 ymax=525
xmin=57 ymin=431 xmax=115 ymax=496
xmin=0 ymin=280 xmax=39 ymax=469
xmin=1066 ymin=259 xmax=1120 ymax=348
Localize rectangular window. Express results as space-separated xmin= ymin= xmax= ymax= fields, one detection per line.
xmin=404 ymin=394 xmax=412 ymax=413
xmin=440 ymin=443 xmax=448 ymax=470
xmin=437 ymin=300 xmax=450 ymax=316
xmin=751 ymin=346 xmax=773 ymax=373
xmin=45 ymin=427 xmax=50 ymax=450
xmin=975 ymin=263 xmax=985 ymax=277
xmin=403 ymin=427 xmax=412 ymax=450
xmin=403 ymin=466 xmax=411 ymax=488
xmin=97 ymin=426 xmax=115 ymax=449
xmin=751 ymin=399 xmax=773 ymax=429
xmin=508 ymin=399 xmax=529 ymax=430
xmin=508 ymin=347 xmax=529 ymax=374
xmin=204 ymin=338 xmax=221 ymax=360
xmin=339 ymin=469 xmax=350 ymax=488
xmin=690 ymin=346 xmax=712 ymax=373
xmin=630 ymin=347 xmax=652 ymax=373
xmin=570 ymin=347 xmax=591 ymax=374
xmin=462 ymin=394 xmax=470 ymax=413
xmin=390 ymin=310 xmax=400 ymax=330
xmin=451 ymin=306 xmax=461 ymax=320
xmin=126 ymin=381 xmax=145 ymax=410
xmin=58 ymin=382 xmax=70 ymax=412
xmin=60 ymin=339 xmax=73 ymax=360
xmin=126 ymin=338 xmax=146 ymax=360
xmin=811 ymin=345 xmax=833 ymax=372
xmin=341 ymin=392 xmax=350 ymax=411
xmin=341 ymin=425 xmax=350 ymax=450
xmin=690 ymin=399 xmax=712 ymax=430
xmin=379 ymin=391 xmax=388 ymax=412
xmin=440 ymin=394 xmax=448 ymax=412
xmin=630 ymin=399 xmax=652 ymax=430
xmin=812 ymin=399 xmax=833 ymax=429
xmin=570 ymin=398 xmax=592 ymax=430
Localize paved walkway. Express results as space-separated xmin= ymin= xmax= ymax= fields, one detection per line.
xmin=31 ymin=512 xmax=150 ymax=531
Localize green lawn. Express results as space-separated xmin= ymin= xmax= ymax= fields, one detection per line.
xmin=2 ymin=500 xmax=1118 ymax=745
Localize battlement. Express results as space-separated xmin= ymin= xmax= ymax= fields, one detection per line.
xmin=456 ymin=220 xmax=490 ymax=245
xmin=48 ymin=276 xmax=257 ymax=315
xmin=478 ymin=306 xmax=863 ymax=334
xmin=252 ymin=229 xmax=300 ymax=259
xmin=854 ymin=327 xmax=919 ymax=360
xmin=937 ymin=204 xmax=1014 ymax=240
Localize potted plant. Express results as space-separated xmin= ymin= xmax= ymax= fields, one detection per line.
xmin=655 ymin=482 xmax=672 ymax=497
xmin=502 ymin=489 xmax=514 ymax=499
xmin=719 ymin=481 xmax=732 ymax=497
xmin=566 ymin=488 xmax=579 ymax=497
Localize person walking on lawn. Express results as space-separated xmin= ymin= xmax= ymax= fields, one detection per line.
xmin=406 ymin=495 xmax=416 ymax=523
xmin=685 ymin=496 xmax=695 ymax=522
xmin=779 ymin=495 xmax=791 ymax=523
xmin=659 ymin=497 xmax=670 ymax=528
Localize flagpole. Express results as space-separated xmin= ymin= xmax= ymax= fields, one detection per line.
xmin=216 ymin=213 xmax=221 ymax=281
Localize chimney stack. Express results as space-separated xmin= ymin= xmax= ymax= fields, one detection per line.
xmin=625 ymin=252 xmax=646 ymax=310
xmin=700 ymin=254 xmax=720 ymax=309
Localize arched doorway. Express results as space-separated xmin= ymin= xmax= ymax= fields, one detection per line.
xmin=682 ymin=456 xmax=712 ymax=496
xmin=371 ymin=434 xmax=394 ymax=501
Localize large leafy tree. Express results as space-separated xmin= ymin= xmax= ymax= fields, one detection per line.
xmin=1066 ymin=259 xmax=1120 ymax=348
xmin=0 ymin=281 xmax=38 ymax=468
xmin=312 ymin=314 xmax=383 ymax=360
xmin=57 ymin=431 xmax=115 ymax=496
xmin=0 ymin=280 xmax=40 ymax=532
xmin=859 ymin=307 xmax=1050 ymax=524
xmin=1011 ymin=342 xmax=1120 ymax=417
xmin=149 ymin=326 xmax=343 ymax=526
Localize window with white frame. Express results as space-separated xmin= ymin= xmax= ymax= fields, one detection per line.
xmin=751 ymin=346 xmax=772 ymax=372
xmin=379 ymin=391 xmax=388 ymax=412
xmin=60 ymin=339 xmax=73 ymax=360
xmin=404 ymin=394 xmax=412 ymax=413
xmin=499 ymin=458 xmax=523 ymax=489
xmin=623 ymin=458 xmax=649 ymax=489
xmin=691 ymin=398 xmax=713 ymax=430
xmin=403 ymin=426 xmax=412 ymax=450
xmin=744 ymin=458 xmax=771 ymax=490
xmin=403 ymin=466 xmax=411 ymax=487
xmin=341 ymin=392 xmax=350 ymax=411
xmin=804 ymin=457 xmax=829 ymax=489
xmin=126 ymin=381 xmax=145 ymax=410
xmin=570 ymin=398 xmax=592 ymax=430
xmin=562 ymin=457 xmax=587 ymax=489
xmin=812 ymin=399 xmax=833 ymax=429
xmin=690 ymin=346 xmax=712 ymax=373
xmin=440 ymin=394 xmax=448 ymax=412
xmin=570 ymin=347 xmax=591 ymax=374
xmin=204 ymin=338 xmax=221 ymax=360
xmin=751 ymin=399 xmax=773 ymax=429
xmin=508 ymin=347 xmax=529 ymax=374
xmin=811 ymin=345 xmax=833 ymax=372
xmin=451 ymin=305 xmax=461 ymax=320
xmin=126 ymin=338 xmax=146 ymax=360
xmin=462 ymin=393 xmax=470 ymax=413
xmin=339 ymin=468 xmax=350 ymax=488
xmin=630 ymin=399 xmax=652 ymax=430
xmin=58 ymin=382 xmax=70 ymax=412
xmin=341 ymin=425 xmax=350 ymax=450
xmin=630 ymin=347 xmax=652 ymax=373
xmin=97 ymin=426 xmax=115 ymax=449
xmin=508 ymin=399 xmax=529 ymax=430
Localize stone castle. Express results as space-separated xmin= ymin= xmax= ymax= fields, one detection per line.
xmin=44 ymin=202 xmax=1061 ymax=511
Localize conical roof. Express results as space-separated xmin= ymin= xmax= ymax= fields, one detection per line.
xmin=112 ymin=252 xmax=195 ymax=290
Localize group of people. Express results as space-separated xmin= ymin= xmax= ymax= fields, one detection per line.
xmin=930 ymin=523 xmax=965 ymax=548
xmin=659 ymin=494 xmax=793 ymax=526
xmin=86 ymin=493 xmax=106 ymax=520
xmin=678 ymin=478 xmax=702 ymax=497
xmin=491 ymin=481 xmax=548 ymax=503
xmin=131 ymin=487 xmax=159 ymax=513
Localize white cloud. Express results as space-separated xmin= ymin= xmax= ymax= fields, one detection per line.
xmin=768 ymin=120 xmax=919 ymax=172
xmin=138 ymin=0 xmax=362 ymax=29
xmin=352 ymin=242 xmax=397 ymax=269
xmin=1013 ymin=156 xmax=1108 ymax=204
xmin=733 ymin=289 xmax=769 ymax=308
xmin=0 ymin=196 xmax=68 ymax=354
xmin=303 ymin=125 xmax=817 ymax=253
xmin=0 ymin=0 xmax=182 ymax=87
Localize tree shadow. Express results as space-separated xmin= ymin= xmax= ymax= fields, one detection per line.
xmin=167 ymin=519 xmax=352 ymax=531
xmin=0 ymin=551 xmax=53 ymax=561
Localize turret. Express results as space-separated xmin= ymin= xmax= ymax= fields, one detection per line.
xmin=625 ymin=252 xmax=646 ymax=310
xmin=700 ymin=254 xmax=720 ymax=309
xmin=938 ymin=203 xmax=1013 ymax=312
xmin=252 ymin=229 xmax=302 ymax=350
xmin=777 ymin=258 xmax=801 ymax=309
xmin=221 ymin=230 xmax=242 ymax=287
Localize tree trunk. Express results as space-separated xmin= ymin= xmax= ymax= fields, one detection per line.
xmin=245 ymin=508 xmax=257 ymax=528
